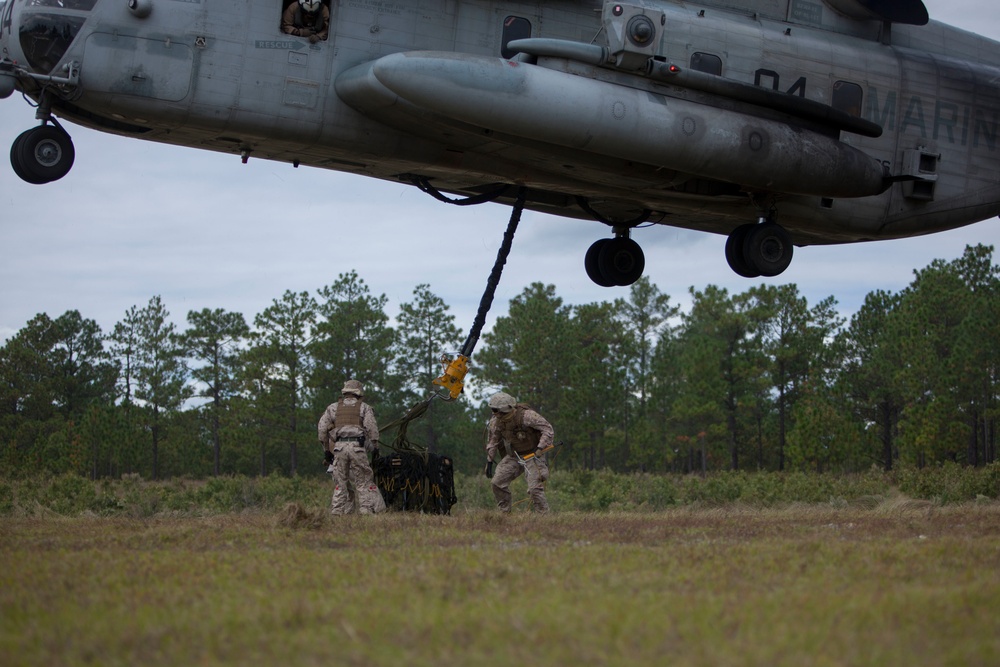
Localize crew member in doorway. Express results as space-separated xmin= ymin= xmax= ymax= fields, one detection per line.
xmin=485 ymin=392 xmax=554 ymax=513
xmin=282 ymin=0 xmax=330 ymax=43
xmin=318 ymin=379 xmax=386 ymax=515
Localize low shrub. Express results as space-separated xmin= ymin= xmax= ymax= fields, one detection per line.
xmin=896 ymin=461 xmax=1000 ymax=503
xmin=0 ymin=464 xmax=995 ymax=517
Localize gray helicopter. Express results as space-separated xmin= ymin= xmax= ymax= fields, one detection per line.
xmin=2 ymin=0 xmax=998 ymax=286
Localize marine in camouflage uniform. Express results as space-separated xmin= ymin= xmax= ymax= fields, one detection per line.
xmin=485 ymin=392 xmax=553 ymax=513
xmin=318 ymin=380 xmax=386 ymax=515
xmin=281 ymin=0 xmax=330 ymax=43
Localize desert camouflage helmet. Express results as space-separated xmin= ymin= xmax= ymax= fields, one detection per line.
xmin=488 ymin=392 xmax=516 ymax=413
xmin=341 ymin=379 xmax=364 ymax=397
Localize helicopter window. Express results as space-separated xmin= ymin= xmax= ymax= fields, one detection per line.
xmin=501 ymin=16 xmax=531 ymax=59
xmin=280 ymin=0 xmax=330 ymax=41
xmin=832 ymin=80 xmax=863 ymax=117
xmin=19 ymin=12 xmax=86 ymax=75
xmin=690 ymin=52 xmax=722 ymax=76
xmin=26 ymin=0 xmax=97 ymax=9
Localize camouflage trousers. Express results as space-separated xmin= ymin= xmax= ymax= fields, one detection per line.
xmin=491 ymin=453 xmax=549 ymax=513
xmin=331 ymin=441 xmax=386 ymax=515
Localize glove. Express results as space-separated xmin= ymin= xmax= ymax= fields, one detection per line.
xmin=308 ymin=33 xmax=319 ymax=44
xmin=323 ymin=450 xmax=334 ymax=465
xmin=484 ymin=460 xmax=494 ymax=478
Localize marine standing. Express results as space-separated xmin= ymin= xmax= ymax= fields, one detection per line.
xmin=318 ymin=379 xmax=386 ymax=515
xmin=485 ymin=392 xmax=554 ymax=513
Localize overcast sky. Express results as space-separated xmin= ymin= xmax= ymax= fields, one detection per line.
xmin=2 ymin=0 xmax=999 ymax=348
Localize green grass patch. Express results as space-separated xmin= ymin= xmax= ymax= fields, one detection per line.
xmin=3 ymin=504 xmax=999 ymax=666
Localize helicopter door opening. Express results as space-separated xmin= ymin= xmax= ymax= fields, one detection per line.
xmin=279 ymin=0 xmax=331 ymax=43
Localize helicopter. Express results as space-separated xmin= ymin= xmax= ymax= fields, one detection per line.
xmin=2 ymin=0 xmax=998 ymax=286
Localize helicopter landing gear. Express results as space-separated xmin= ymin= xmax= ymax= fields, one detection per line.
xmin=10 ymin=123 xmax=75 ymax=184
xmin=725 ymin=216 xmax=793 ymax=278
xmin=585 ymin=229 xmax=645 ymax=287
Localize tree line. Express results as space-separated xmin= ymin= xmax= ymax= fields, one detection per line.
xmin=2 ymin=246 xmax=998 ymax=480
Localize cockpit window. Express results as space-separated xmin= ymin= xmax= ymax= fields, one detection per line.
xmin=501 ymin=16 xmax=531 ymax=59
xmin=27 ymin=0 xmax=97 ymax=8
xmin=19 ymin=13 xmax=86 ymax=74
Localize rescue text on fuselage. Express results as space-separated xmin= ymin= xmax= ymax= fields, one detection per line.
xmin=2 ymin=0 xmax=998 ymax=285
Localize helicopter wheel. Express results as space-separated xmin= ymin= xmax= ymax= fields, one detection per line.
xmin=585 ymin=237 xmax=645 ymax=287
xmin=10 ymin=125 xmax=75 ymax=184
xmin=725 ymin=221 xmax=793 ymax=278
xmin=725 ymin=224 xmax=760 ymax=278
xmin=744 ymin=222 xmax=793 ymax=277
xmin=585 ymin=239 xmax=615 ymax=287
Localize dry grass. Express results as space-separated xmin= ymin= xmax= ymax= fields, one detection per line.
xmin=3 ymin=503 xmax=1000 ymax=666
xmin=275 ymin=502 xmax=326 ymax=530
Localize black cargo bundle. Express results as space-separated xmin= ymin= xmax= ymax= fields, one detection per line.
xmin=373 ymin=451 xmax=457 ymax=515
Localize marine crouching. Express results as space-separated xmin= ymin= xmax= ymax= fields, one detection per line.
xmin=484 ymin=392 xmax=554 ymax=513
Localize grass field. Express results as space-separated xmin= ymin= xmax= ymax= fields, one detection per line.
xmin=3 ymin=499 xmax=999 ymax=666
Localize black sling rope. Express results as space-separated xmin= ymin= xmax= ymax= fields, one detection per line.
xmin=369 ymin=184 xmax=527 ymax=514
xmin=460 ymin=186 xmax=526 ymax=359
xmin=405 ymin=176 xmax=527 ymax=358
xmin=378 ymin=185 xmax=528 ymax=451
xmin=409 ymin=176 xmax=511 ymax=207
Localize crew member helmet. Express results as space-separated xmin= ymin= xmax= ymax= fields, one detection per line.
xmin=488 ymin=392 xmax=516 ymax=414
xmin=299 ymin=0 xmax=322 ymax=13
xmin=342 ymin=379 xmax=364 ymax=397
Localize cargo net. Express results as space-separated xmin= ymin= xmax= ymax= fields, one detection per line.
xmin=374 ymin=397 xmax=457 ymax=514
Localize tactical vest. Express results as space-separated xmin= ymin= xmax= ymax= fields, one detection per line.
xmin=334 ymin=398 xmax=362 ymax=433
xmin=498 ymin=404 xmax=541 ymax=455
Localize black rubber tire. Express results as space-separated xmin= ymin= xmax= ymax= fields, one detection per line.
xmin=10 ymin=130 xmax=45 ymax=184
xmin=744 ymin=222 xmax=793 ymax=277
xmin=598 ymin=237 xmax=645 ymax=286
xmin=585 ymin=239 xmax=616 ymax=287
xmin=725 ymin=224 xmax=760 ymax=278
xmin=13 ymin=125 xmax=75 ymax=184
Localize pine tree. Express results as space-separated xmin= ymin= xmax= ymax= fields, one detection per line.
xmin=180 ymin=308 xmax=249 ymax=475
